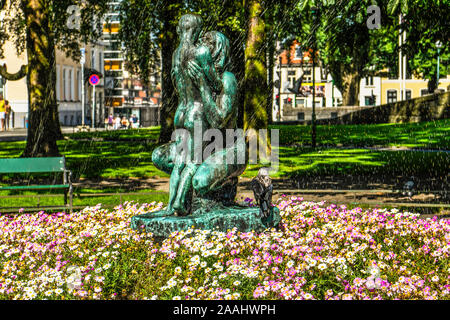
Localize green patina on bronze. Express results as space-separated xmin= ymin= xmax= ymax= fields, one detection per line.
xmin=131 ymin=14 xmax=280 ymax=238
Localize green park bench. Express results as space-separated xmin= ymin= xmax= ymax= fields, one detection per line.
xmin=0 ymin=157 xmax=73 ymax=213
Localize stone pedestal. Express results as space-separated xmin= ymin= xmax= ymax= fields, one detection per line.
xmin=131 ymin=202 xmax=281 ymax=239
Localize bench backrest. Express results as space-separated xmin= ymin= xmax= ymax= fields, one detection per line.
xmin=0 ymin=157 xmax=66 ymax=173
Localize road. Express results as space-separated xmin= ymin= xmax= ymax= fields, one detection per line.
xmin=0 ymin=127 xmax=105 ymax=142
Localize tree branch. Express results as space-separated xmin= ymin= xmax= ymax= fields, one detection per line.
xmin=0 ymin=0 xmax=6 ymax=11
xmin=0 ymin=63 xmax=28 ymax=81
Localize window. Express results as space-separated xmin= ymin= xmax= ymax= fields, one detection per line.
xmin=365 ymin=96 xmax=375 ymax=106
xmin=56 ymin=66 xmax=60 ymax=100
xmin=62 ymin=69 xmax=67 ymax=100
xmin=297 ymin=112 xmax=304 ymax=120
xmin=91 ymin=49 xmax=95 ymax=69
xmin=284 ymin=98 xmax=292 ymax=105
xmin=295 ymin=45 xmax=302 ymax=59
xmin=288 ymin=76 xmax=296 ymax=87
xmin=99 ymin=52 xmax=103 ymax=72
xmin=64 ymin=115 xmax=68 ymax=125
xmin=77 ymin=70 xmax=80 ymax=100
xmin=405 ymin=89 xmax=412 ymax=100
xmin=287 ymin=71 xmax=296 ymax=76
xmin=365 ymin=76 xmax=374 ymax=86
xmin=331 ymin=112 xmax=338 ymax=119
xmin=296 ymin=98 xmax=304 ymax=106
xmin=421 ymin=89 xmax=429 ymax=96
xmin=387 ymin=90 xmax=397 ymax=103
xmin=70 ymin=69 xmax=74 ymax=101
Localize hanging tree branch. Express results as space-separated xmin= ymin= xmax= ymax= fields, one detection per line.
xmin=0 ymin=63 xmax=28 ymax=81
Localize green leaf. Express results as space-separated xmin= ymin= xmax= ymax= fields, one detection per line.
xmin=387 ymin=0 xmax=401 ymax=14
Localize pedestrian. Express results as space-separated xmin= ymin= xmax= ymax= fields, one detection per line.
xmin=114 ymin=115 xmax=121 ymax=130
xmin=129 ymin=115 xmax=134 ymax=129
xmin=4 ymin=100 xmax=11 ymax=130
xmin=0 ymin=94 xmax=5 ymax=132
xmin=121 ymin=116 xmax=128 ymax=129
xmin=108 ymin=114 xmax=113 ymax=130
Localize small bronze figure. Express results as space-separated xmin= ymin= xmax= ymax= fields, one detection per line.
xmin=250 ymin=168 xmax=273 ymax=218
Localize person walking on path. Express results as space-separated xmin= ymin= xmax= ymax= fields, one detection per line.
xmin=0 ymin=94 xmax=5 ymax=131
xmin=114 ymin=115 xmax=121 ymax=130
xmin=129 ymin=115 xmax=134 ymax=129
xmin=5 ymin=100 xmax=11 ymax=130
xmin=108 ymin=114 xmax=114 ymax=130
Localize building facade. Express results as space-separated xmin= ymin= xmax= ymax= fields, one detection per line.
xmin=103 ymin=0 xmax=161 ymax=126
xmin=360 ymin=73 xmax=450 ymax=106
xmin=0 ymin=40 xmax=104 ymax=128
xmin=274 ymin=40 xmax=449 ymax=122
xmin=273 ymin=40 xmax=343 ymax=122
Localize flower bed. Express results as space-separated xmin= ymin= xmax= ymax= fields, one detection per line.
xmin=0 ymin=196 xmax=448 ymax=300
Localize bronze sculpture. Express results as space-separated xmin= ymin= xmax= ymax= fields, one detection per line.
xmin=131 ymin=14 xmax=280 ymax=238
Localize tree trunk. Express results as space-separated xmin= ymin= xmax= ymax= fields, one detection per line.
xmin=340 ymin=70 xmax=360 ymax=106
xmin=330 ymin=64 xmax=361 ymax=107
xmin=157 ymin=3 xmax=178 ymax=144
xmin=229 ymin=30 xmax=246 ymax=129
xmin=21 ymin=0 xmax=62 ymax=157
xmin=266 ymin=27 xmax=275 ymax=125
xmin=243 ymin=0 xmax=268 ymax=132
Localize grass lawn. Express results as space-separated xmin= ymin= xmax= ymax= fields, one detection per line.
xmin=0 ymin=121 xmax=448 ymax=182
xmin=274 ymin=119 xmax=450 ymax=149
xmin=0 ymin=187 xmax=169 ymax=210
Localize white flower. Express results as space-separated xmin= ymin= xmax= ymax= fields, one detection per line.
xmin=318 ymin=263 xmax=327 ymax=271
xmin=172 ymin=296 xmax=181 ymax=300
xmin=287 ymin=260 xmax=294 ymax=268
xmin=233 ymin=280 xmax=241 ymax=286
xmin=366 ymin=279 xmax=376 ymax=289
xmin=303 ymin=293 xmax=313 ymax=300
xmin=174 ymin=267 xmax=182 ymax=274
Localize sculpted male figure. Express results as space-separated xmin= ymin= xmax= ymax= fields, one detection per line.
xmin=152 ymin=14 xmax=245 ymax=216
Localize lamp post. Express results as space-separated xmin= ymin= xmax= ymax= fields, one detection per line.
xmin=80 ymin=48 xmax=85 ymax=126
xmin=436 ymin=40 xmax=442 ymax=89
xmin=311 ymin=6 xmax=319 ymax=149
xmin=278 ymin=56 xmax=282 ymax=122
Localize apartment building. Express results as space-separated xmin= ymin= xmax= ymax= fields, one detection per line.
xmin=57 ymin=44 xmax=105 ymax=127
xmin=102 ymin=1 xmax=161 ymax=126
xmin=273 ymin=40 xmax=343 ymax=122
xmin=0 ymin=40 xmax=103 ymax=128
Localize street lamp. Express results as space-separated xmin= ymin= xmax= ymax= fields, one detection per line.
xmin=311 ymin=6 xmax=319 ymax=149
xmin=80 ymin=47 xmax=86 ymax=126
xmin=278 ymin=56 xmax=282 ymax=122
xmin=436 ymin=40 xmax=442 ymax=89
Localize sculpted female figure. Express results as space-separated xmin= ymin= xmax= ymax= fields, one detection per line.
xmin=152 ymin=14 xmax=246 ymax=216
